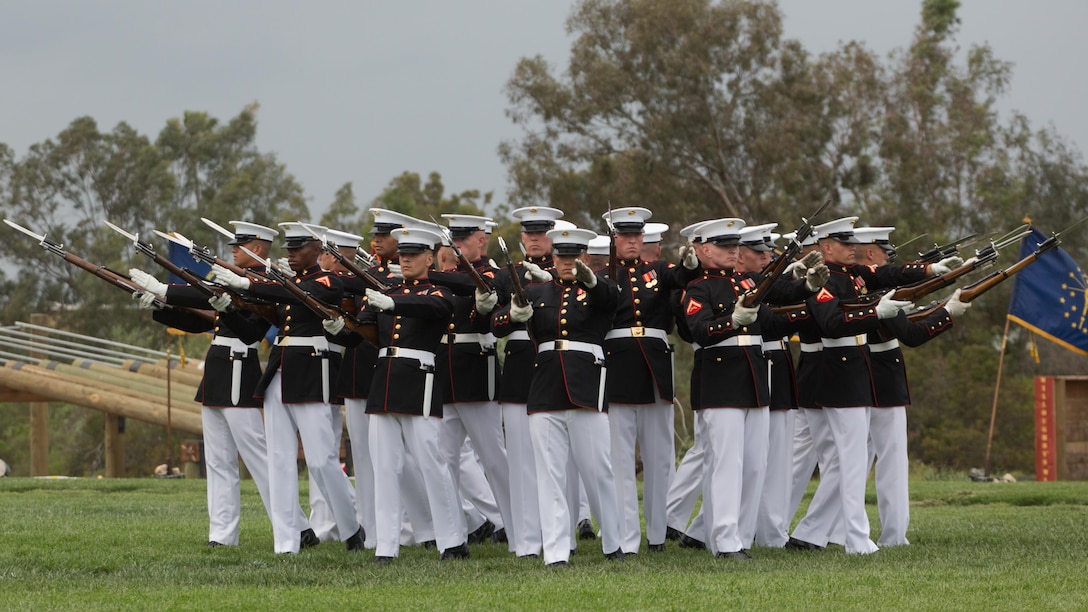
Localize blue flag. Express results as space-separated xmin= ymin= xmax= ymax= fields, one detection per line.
xmin=167 ymin=241 xmax=213 ymax=285
xmin=1007 ymin=226 xmax=1088 ymax=356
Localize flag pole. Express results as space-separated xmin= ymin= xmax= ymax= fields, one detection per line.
xmin=983 ymin=317 xmax=1012 ymax=478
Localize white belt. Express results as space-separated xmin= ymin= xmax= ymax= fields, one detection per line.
xmin=378 ymin=346 xmax=436 ymax=367
xmin=275 ymin=336 xmax=330 ymax=350
xmin=869 ymin=339 xmax=900 ymax=353
xmin=211 ymin=337 xmax=258 ymax=406
xmin=273 ymin=336 xmax=332 ymax=403
xmin=604 ymin=326 xmax=669 ymax=342
xmin=507 ymin=330 xmax=531 ymax=342
xmin=704 ymin=334 xmax=759 ymax=349
xmin=441 ymin=332 xmax=496 ymax=349
xmin=537 ymin=340 xmax=605 ymax=361
xmin=762 ymin=339 xmax=786 ymax=352
xmin=210 ymin=337 xmax=259 ymax=352
xmin=800 ymin=342 xmax=823 ymax=353
xmin=378 ymin=346 xmax=437 ymax=416
xmin=821 ymin=334 xmax=868 ymax=348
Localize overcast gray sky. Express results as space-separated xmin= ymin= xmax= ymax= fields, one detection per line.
xmin=3 ymin=1 xmax=1085 ymax=220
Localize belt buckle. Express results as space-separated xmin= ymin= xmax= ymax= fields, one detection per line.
xmin=387 ymin=347 xmax=400 ymax=358
xmin=631 ymin=326 xmax=645 ymax=338
xmin=554 ymin=339 xmax=569 ymax=351
xmin=855 ymin=334 xmax=866 ymax=346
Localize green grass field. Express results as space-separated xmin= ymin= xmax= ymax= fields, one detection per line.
xmin=1 ymin=477 xmax=1086 ymax=610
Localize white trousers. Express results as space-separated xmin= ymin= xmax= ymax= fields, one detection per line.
xmin=755 ymin=409 xmax=795 ymax=547
xmin=203 ymin=406 xmax=274 ymax=546
xmin=666 ymin=413 xmax=705 ymax=534
xmin=503 ymin=402 xmax=542 ymax=556
xmin=792 ymin=407 xmax=877 ymax=554
xmin=609 ymin=401 xmax=674 ymax=551
xmin=308 ymin=404 xmax=354 ymax=541
xmin=869 ymin=406 xmax=910 ymax=546
xmin=439 ymin=401 xmax=513 ymax=540
xmin=695 ymin=408 xmax=767 ymax=554
xmin=530 ymin=410 xmax=619 ymax=565
xmin=344 ymin=399 xmax=376 ymax=548
xmin=458 ymin=440 xmax=499 ymax=533
xmin=370 ymin=413 xmax=467 ymax=557
xmin=787 ymin=408 xmax=819 ymax=527
xmin=264 ymin=374 xmax=359 ymax=553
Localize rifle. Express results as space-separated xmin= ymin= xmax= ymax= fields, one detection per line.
xmin=236 ymin=245 xmax=378 ymax=346
xmin=498 ymin=236 xmax=536 ymax=343
xmin=907 ymin=218 xmax=1087 ymax=321
xmin=4 ymin=219 xmax=215 ymax=325
xmin=149 ymin=228 xmax=280 ymax=325
xmin=916 ymin=232 xmax=979 ymax=264
xmin=605 ymin=200 xmax=618 ymax=282
xmin=429 ymin=216 xmax=492 ymax=294
xmin=298 ymin=221 xmax=391 ymax=292
xmin=741 ymin=198 xmax=833 ymax=308
xmin=880 ymin=224 xmax=1030 ymax=304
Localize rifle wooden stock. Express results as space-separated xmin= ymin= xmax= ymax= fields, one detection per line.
xmin=887 ymin=254 xmax=994 ymax=303
xmin=741 ymin=198 xmax=832 ymax=308
xmin=906 ymin=238 xmax=1058 ymax=322
xmin=321 ymin=245 xmax=391 ymax=292
xmin=62 ymin=251 xmax=215 ymax=325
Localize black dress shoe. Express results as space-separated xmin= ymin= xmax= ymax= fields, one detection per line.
xmin=678 ymin=534 xmax=706 ymax=550
xmin=648 ymin=543 xmax=666 ymax=553
xmin=299 ymin=528 xmax=320 ymax=549
xmin=440 ymin=542 xmax=471 ymax=560
xmin=373 ymin=555 xmax=394 ymax=565
xmin=715 ymin=550 xmax=753 ymax=560
xmin=345 ymin=527 xmax=365 ymax=552
xmin=490 ymin=527 xmax=507 ymax=544
xmin=467 ymin=519 xmax=496 ymax=544
xmin=547 ymin=560 xmax=570 ymax=568
xmin=420 ymin=540 xmax=437 ymax=549
xmin=206 ymin=540 xmax=224 ymax=548
xmin=577 ymin=519 xmax=596 ymax=540
xmin=518 ymin=553 xmax=540 ymax=559
xmin=785 ymin=537 xmax=824 ymax=551
xmin=665 ymin=526 xmax=683 ymax=541
xmin=604 ymin=549 xmax=625 ymax=561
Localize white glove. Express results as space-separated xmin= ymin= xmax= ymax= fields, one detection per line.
xmin=805 ymin=264 xmax=830 ymax=292
xmin=322 ymin=316 xmax=346 ymax=335
xmin=944 ymin=288 xmax=971 ymax=318
xmin=211 ymin=264 xmax=251 ymax=290
xmin=784 ymin=260 xmax=807 ymax=280
xmin=276 ymin=257 xmax=296 ymax=278
xmin=365 ymin=288 xmax=395 ymax=312
xmin=930 ymin=255 xmax=964 ymax=276
xmin=679 ymin=245 xmax=699 ymax=270
xmin=799 ymin=250 xmax=823 ymax=268
xmin=129 ymin=268 xmax=168 ymax=296
xmin=386 ymin=263 xmax=403 ymax=280
xmin=132 ymin=291 xmax=161 ymax=311
xmin=522 ymin=261 xmax=551 ymax=283
xmin=488 ymin=258 xmax=500 ymax=270
xmin=574 ymin=259 xmax=598 ymax=288
xmin=876 ymin=291 xmax=914 ymax=319
xmin=731 ymin=300 xmax=760 ymax=328
xmin=475 ymin=289 xmax=498 ymax=314
xmin=208 ymin=293 xmax=233 ymax=312
xmin=510 ymin=301 xmax=534 ymax=323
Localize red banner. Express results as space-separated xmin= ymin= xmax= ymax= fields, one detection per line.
xmin=1035 ymin=376 xmax=1056 ymax=481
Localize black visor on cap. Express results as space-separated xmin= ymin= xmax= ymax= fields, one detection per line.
xmin=612 ymin=221 xmax=645 ymax=234
xmin=521 ymin=220 xmax=555 ymax=232
xmin=397 ymin=242 xmax=430 ymax=254
xmin=284 ymin=236 xmax=316 ymax=249
xmin=707 ymin=236 xmax=741 ymax=246
xmin=741 ymin=240 xmax=772 ymax=252
xmin=826 ymin=231 xmax=862 ymax=244
xmin=229 ymin=233 xmax=259 ymax=245
xmin=552 ymin=242 xmax=587 ymax=256
xmin=449 ymin=227 xmax=478 ymax=240
xmin=372 ymin=222 xmax=402 ymax=234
